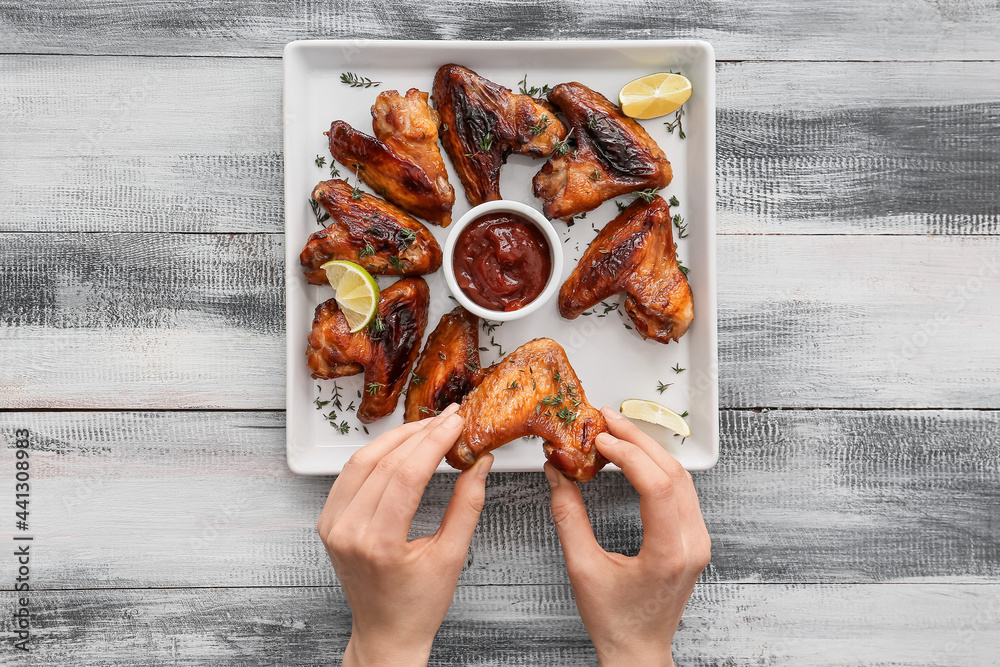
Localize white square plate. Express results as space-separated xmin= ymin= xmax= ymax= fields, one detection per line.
xmin=284 ymin=39 xmax=718 ymax=475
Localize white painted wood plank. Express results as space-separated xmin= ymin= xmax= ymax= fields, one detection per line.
xmin=2 ymin=584 xmax=997 ymax=665
xmin=1 ymin=0 xmax=999 ymax=60
xmin=2 ymin=233 xmax=998 ymax=409
xmin=2 ymin=410 xmax=996 ymax=589
xmin=3 ymin=57 xmax=997 ymax=235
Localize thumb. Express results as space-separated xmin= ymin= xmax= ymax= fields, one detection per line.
xmin=545 ymin=462 xmax=603 ymax=566
xmin=436 ymin=453 xmax=493 ymax=555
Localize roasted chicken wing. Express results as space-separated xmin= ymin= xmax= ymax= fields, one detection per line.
xmin=533 ymin=82 xmax=673 ymax=221
xmin=447 ymin=338 xmax=609 ymax=482
xmin=404 ymin=306 xmax=490 ymax=422
xmin=560 ymin=196 xmax=693 ymax=343
xmin=327 ymin=88 xmax=455 ymax=225
xmin=307 ymin=278 xmax=430 ymax=423
xmin=300 ymin=180 xmax=442 ymax=284
xmin=432 ymin=64 xmax=568 ymax=205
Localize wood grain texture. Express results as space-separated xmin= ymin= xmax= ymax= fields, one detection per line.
xmin=2 ymin=409 xmax=997 ymax=589
xmin=3 ymin=57 xmax=999 ymax=235
xmin=3 ymin=233 xmax=998 ymax=409
xmin=1 ymin=584 xmax=997 ymax=665
xmin=1 ymin=0 xmax=999 ymax=60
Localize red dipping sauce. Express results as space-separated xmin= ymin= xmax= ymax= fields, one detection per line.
xmin=453 ymin=212 xmax=552 ymax=312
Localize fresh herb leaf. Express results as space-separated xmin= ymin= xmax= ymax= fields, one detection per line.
xmin=672 ymin=213 xmax=688 ymax=239
xmin=529 ymin=114 xmax=550 ymax=137
xmin=368 ymin=315 xmax=385 ymax=339
xmin=340 ymin=72 xmax=381 ymax=88
xmin=315 ymin=155 xmax=326 ymax=168
xmin=637 ymin=188 xmax=660 ymax=203
xmin=668 ymin=195 xmax=680 ymax=207
xmin=398 ymin=228 xmax=417 ymax=249
xmin=552 ymin=128 xmax=574 ymax=156
xmin=672 ymin=363 xmax=685 ymax=374
xmin=517 ymin=74 xmax=552 ymax=98
xmin=358 ymin=240 xmax=376 ymax=258
xmin=366 ymin=382 xmax=384 ymax=395
xmin=664 ymin=106 xmax=686 ymax=139
xmin=656 ymin=381 xmax=672 ymax=394
xmin=309 ymin=198 xmax=330 ymax=225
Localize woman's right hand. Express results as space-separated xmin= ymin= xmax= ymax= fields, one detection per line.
xmin=544 ymin=406 xmax=711 ymax=667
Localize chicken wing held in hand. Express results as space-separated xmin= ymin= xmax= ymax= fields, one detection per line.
xmin=560 ymin=196 xmax=693 ymax=344
xmin=533 ymin=82 xmax=673 ymax=221
xmin=300 ymin=180 xmax=442 ymax=285
xmin=432 ymin=64 xmax=568 ymax=206
xmin=307 ymin=278 xmax=430 ymax=423
xmin=403 ymin=306 xmax=490 ymax=422
xmin=327 ymin=89 xmax=455 ymax=225
xmin=447 ymin=338 xmax=609 ymax=482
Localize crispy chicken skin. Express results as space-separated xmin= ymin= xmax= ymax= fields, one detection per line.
xmin=327 ymin=89 xmax=455 ymax=226
xmin=300 ymin=180 xmax=442 ymax=284
xmin=533 ymin=82 xmax=673 ymax=221
xmin=403 ymin=306 xmax=490 ymax=422
xmin=447 ymin=338 xmax=610 ymax=482
xmin=560 ymin=196 xmax=693 ymax=344
xmin=432 ymin=64 xmax=567 ymax=205
xmin=370 ymin=89 xmax=455 ymax=225
xmin=307 ymin=278 xmax=430 ymax=423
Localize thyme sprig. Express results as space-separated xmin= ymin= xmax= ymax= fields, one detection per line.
xmin=518 ymin=74 xmax=552 ymax=98
xmin=309 ymin=198 xmax=330 ymax=225
xmin=340 ymin=72 xmax=381 ymax=88
xmin=665 ymin=106 xmax=686 ymax=139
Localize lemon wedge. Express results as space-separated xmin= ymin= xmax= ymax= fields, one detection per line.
xmin=620 ymin=398 xmax=691 ymax=437
xmin=618 ymin=73 xmax=692 ymax=120
xmin=321 ymin=260 xmax=380 ymax=332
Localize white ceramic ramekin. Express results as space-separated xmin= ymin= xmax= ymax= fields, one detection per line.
xmin=442 ymin=200 xmax=564 ymax=322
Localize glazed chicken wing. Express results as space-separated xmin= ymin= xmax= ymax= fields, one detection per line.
xmin=533 ymin=82 xmax=672 ymax=221
xmin=300 ymin=179 xmax=442 ymax=284
xmin=307 ymin=278 xmax=430 ymax=423
xmin=327 ymin=89 xmax=455 ymax=225
xmin=560 ymin=196 xmax=693 ymax=343
xmin=432 ymin=64 xmax=567 ymax=206
xmin=447 ymin=338 xmax=609 ymax=482
xmin=403 ymin=306 xmax=491 ymax=422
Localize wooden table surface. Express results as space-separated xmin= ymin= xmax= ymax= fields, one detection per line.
xmin=2 ymin=2 xmax=999 ymax=664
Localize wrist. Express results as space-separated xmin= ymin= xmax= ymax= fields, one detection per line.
xmin=343 ymin=633 xmax=432 ymax=667
xmin=595 ymin=642 xmax=673 ymax=667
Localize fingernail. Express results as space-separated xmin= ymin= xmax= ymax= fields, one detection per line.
xmin=596 ymin=432 xmax=617 ymax=446
xmin=601 ymin=406 xmax=625 ymax=420
xmin=477 ymin=455 xmax=494 ymax=479
xmin=543 ymin=464 xmax=559 ymax=488
xmin=440 ymin=403 xmax=460 ymax=417
xmin=443 ymin=412 xmax=463 ymax=429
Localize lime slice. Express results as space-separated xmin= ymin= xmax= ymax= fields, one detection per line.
xmin=618 ymin=73 xmax=693 ymax=120
xmin=321 ymin=260 xmax=380 ymax=333
xmin=620 ymin=398 xmax=691 ymax=437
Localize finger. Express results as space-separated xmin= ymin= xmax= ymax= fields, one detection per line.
xmin=434 ymin=453 xmax=494 ymax=555
xmin=369 ymin=408 xmax=467 ymax=544
xmin=601 ymin=407 xmax=708 ymax=539
xmin=318 ymin=419 xmax=426 ymax=536
xmin=595 ymin=432 xmax=683 ymax=559
xmin=334 ymin=404 xmax=460 ymax=535
xmin=544 ymin=461 xmax=604 ymax=571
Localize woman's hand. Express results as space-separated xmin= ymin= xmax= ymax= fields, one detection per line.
xmin=317 ymin=404 xmax=494 ymax=667
xmin=544 ymin=406 xmax=711 ymax=667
